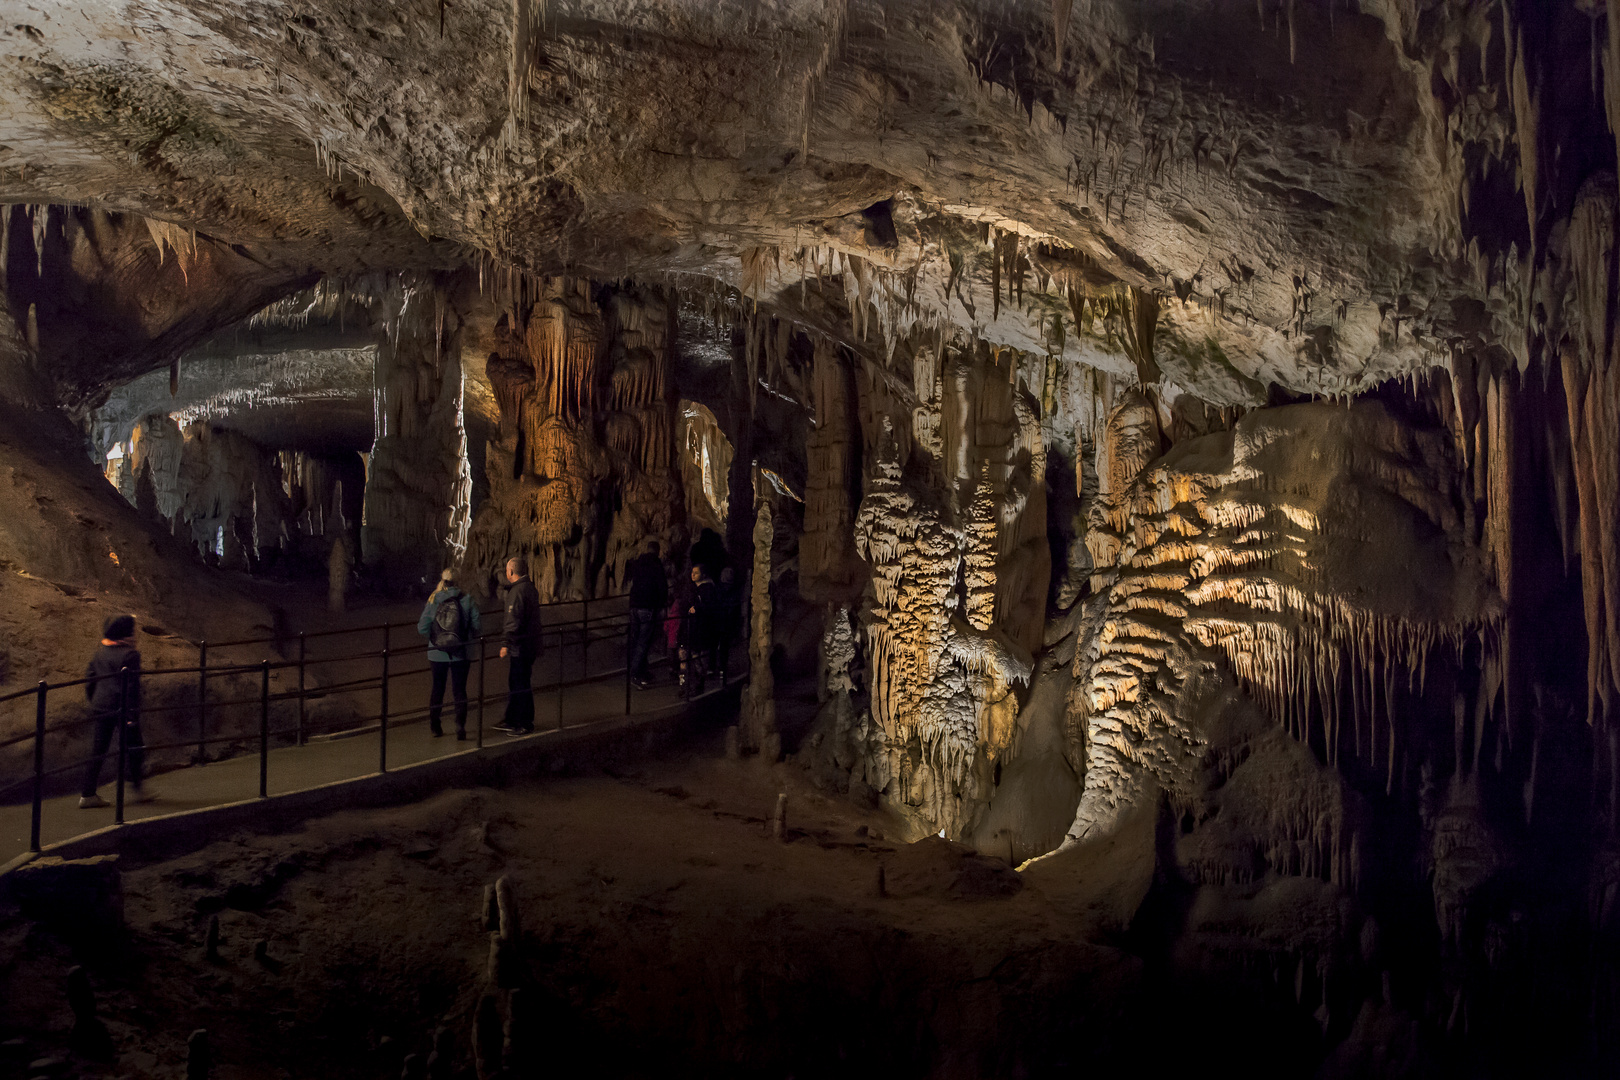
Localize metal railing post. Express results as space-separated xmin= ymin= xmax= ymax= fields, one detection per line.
xmin=477 ymin=635 xmax=486 ymax=749
xmin=30 ymin=680 xmax=45 ymax=852
xmin=555 ymin=632 xmax=564 ymax=730
xmin=196 ymin=640 xmax=207 ymax=763
xmin=582 ymin=596 xmax=589 ymax=679
xmin=259 ymin=660 xmax=270 ymax=798
xmin=296 ymin=633 xmax=307 ymax=746
xmin=379 ymin=647 xmax=389 ymax=774
xmin=624 ymin=619 xmax=632 ymax=716
xmin=115 ymin=666 xmax=129 ymax=825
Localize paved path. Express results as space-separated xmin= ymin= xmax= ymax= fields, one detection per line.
xmin=1 ymin=637 xmax=740 ymax=865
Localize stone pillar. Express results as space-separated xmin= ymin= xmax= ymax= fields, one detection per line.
xmin=742 ymin=468 xmax=778 ymax=759
xmin=361 ymin=274 xmax=471 ymax=589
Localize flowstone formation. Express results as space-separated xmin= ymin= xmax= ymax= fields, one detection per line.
xmin=466 ymin=279 xmax=686 ymax=600
xmin=1064 ymin=398 xmax=1498 ymax=851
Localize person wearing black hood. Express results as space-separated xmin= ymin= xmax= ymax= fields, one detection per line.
xmin=79 ymin=614 xmax=154 ymax=809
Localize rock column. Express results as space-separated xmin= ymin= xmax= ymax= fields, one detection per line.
xmin=361 ymin=275 xmax=471 ymax=588
xmin=742 ymin=469 xmax=778 ymax=759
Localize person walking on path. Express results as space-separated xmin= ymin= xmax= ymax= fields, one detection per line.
xmin=495 ymin=556 xmax=543 ymax=735
xmin=79 ymin=614 xmax=154 ymax=809
xmin=625 ymin=541 xmax=668 ymax=689
xmin=679 ymin=565 xmax=720 ymax=695
xmin=417 ymin=569 xmax=482 ymax=740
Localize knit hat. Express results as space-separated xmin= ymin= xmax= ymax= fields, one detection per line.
xmin=103 ymin=614 xmax=135 ymax=641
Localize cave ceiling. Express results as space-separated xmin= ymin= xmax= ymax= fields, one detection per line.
xmin=0 ymin=0 xmax=1529 ymax=404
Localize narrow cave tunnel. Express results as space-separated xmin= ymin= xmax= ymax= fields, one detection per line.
xmin=0 ymin=2 xmax=1618 ymax=1078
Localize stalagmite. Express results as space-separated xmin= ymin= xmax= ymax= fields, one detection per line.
xmin=328 ymin=535 xmax=351 ymax=613
xmin=186 ymin=1030 xmax=211 ymax=1080
xmin=362 ymin=275 xmax=471 ymax=586
xmin=743 ymin=471 xmax=779 ymax=758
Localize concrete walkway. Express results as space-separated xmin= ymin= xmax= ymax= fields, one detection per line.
xmin=0 ymin=646 xmax=740 ymax=866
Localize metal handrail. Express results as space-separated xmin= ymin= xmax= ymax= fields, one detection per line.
xmin=8 ymin=601 xmax=741 ymax=852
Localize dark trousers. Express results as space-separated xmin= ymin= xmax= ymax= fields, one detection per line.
xmin=628 ymin=608 xmax=659 ymax=680
xmin=81 ymin=711 xmax=143 ymax=797
xmin=504 ymin=653 xmax=537 ymax=731
xmin=429 ymin=659 xmax=471 ymax=733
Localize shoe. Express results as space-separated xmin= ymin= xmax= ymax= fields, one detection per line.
xmin=455 ymin=729 xmax=467 ymax=742
xmin=502 ymin=727 xmax=533 ymax=738
xmin=633 ymin=679 xmax=651 ymax=691
xmin=430 ymin=726 xmax=444 ymax=738
xmin=491 ymin=723 xmax=518 ymax=734
xmin=128 ymin=786 xmax=157 ymax=805
xmin=78 ymin=794 xmax=109 ymax=809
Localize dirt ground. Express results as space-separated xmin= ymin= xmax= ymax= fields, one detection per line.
xmin=0 ymin=725 xmax=1325 ymax=1080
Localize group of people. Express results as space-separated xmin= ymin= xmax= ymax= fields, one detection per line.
xmin=624 ymin=536 xmax=740 ymax=694
xmin=75 ymin=544 xmax=736 ymax=808
xmin=415 ymin=556 xmax=541 ymax=738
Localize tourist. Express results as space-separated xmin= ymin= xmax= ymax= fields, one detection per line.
xmin=495 ymin=557 xmax=542 ymax=735
xmin=79 ymin=614 xmax=153 ymax=809
xmin=417 ymin=568 xmax=481 ymax=740
xmin=625 ymin=541 xmax=667 ymax=689
xmin=678 ymin=564 xmax=720 ymax=694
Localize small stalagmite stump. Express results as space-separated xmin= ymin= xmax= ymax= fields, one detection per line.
xmin=204 ymin=914 xmax=221 ymax=964
xmin=874 ymin=863 xmax=887 ymax=899
xmin=473 ymin=994 xmax=503 ymax=1080
xmin=771 ymin=793 xmax=788 ymax=841
xmin=185 ymin=1029 xmax=210 ymax=1080
xmin=66 ymin=966 xmax=113 ymax=1060
xmin=427 ymin=1027 xmax=453 ymax=1080
xmin=723 ymin=725 xmax=741 ymax=759
xmin=485 ymin=933 xmax=504 ymax=986
xmin=481 ymin=883 xmax=498 ymax=931
xmin=494 ymin=876 xmax=520 ymax=941
xmin=503 ymin=987 xmax=538 ymax=1073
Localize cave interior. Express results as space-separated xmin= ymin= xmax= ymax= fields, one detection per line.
xmin=1 ymin=1 xmax=1619 ymax=1077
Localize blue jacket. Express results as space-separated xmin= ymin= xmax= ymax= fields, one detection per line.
xmin=417 ymin=587 xmax=482 ymax=662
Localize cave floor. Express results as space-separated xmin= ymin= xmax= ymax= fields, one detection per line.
xmin=0 ymin=744 xmax=1150 ymax=1079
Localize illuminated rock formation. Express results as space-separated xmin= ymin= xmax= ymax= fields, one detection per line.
xmin=1063 ymin=399 xmax=1498 ymax=853
xmin=362 ymin=275 xmax=473 ymax=587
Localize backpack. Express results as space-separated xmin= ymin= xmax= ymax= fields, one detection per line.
xmin=430 ymin=595 xmax=467 ymax=650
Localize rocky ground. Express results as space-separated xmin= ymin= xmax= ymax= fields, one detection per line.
xmin=0 ymin=726 xmax=1338 ymax=1080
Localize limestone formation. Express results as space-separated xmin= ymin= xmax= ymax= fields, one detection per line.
xmin=3 ymin=0 xmax=1620 ymax=1072
xmin=362 ymin=275 xmax=473 ymax=587
xmin=742 ymin=473 xmax=779 ymax=757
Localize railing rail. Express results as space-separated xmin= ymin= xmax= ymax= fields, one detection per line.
xmin=4 ymin=594 xmax=740 ymax=854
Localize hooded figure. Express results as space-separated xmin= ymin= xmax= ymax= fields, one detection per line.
xmin=79 ymin=614 xmax=154 ymax=809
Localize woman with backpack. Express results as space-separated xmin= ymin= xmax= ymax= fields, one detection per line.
xmin=417 ymin=568 xmax=482 ymax=739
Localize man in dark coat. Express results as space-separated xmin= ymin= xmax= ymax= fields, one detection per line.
xmin=625 ymin=541 xmax=668 ymax=689
xmin=79 ymin=614 xmax=154 ymax=808
xmin=495 ymin=557 xmax=543 ymax=735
